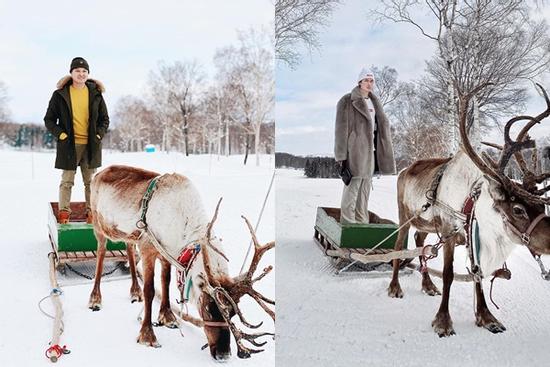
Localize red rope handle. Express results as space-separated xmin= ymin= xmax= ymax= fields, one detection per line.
xmin=45 ymin=344 xmax=69 ymax=362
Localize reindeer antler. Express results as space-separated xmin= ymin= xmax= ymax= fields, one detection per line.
xmin=200 ymin=206 xmax=275 ymax=358
xmin=230 ymin=216 xmax=275 ymax=320
xmin=460 ymin=83 xmax=550 ymax=205
xmin=201 ymin=197 xmax=227 ymax=288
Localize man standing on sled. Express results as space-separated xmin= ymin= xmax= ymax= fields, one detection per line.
xmin=334 ymin=68 xmax=396 ymax=224
xmin=44 ymin=57 xmax=109 ymax=224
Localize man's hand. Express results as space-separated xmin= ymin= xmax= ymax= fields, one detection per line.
xmin=59 ymin=132 xmax=68 ymax=141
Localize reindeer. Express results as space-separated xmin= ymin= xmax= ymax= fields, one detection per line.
xmin=88 ymin=165 xmax=274 ymax=360
xmin=388 ymin=84 xmax=550 ymax=337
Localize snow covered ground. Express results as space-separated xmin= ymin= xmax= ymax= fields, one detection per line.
xmin=276 ymin=168 xmax=550 ymax=367
xmin=0 ymin=150 xmax=274 ymax=366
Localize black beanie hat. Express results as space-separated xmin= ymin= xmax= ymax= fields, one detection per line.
xmin=70 ymin=57 xmax=89 ymax=73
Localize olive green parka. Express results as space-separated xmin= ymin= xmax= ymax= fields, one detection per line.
xmin=44 ymin=76 xmax=109 ymax=170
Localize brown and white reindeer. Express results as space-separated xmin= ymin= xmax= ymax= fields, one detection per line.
xmin=388 ymin=84 xmax=550 ymax=337
xmin=88 ymin=165 xmax=274 ymax=360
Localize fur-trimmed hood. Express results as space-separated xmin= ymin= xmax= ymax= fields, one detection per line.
xmin=56 ymin=75 xmax=106 ymax=93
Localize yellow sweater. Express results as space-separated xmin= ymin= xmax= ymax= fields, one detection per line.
xmin=70 ymin=85 xmax=89 ymax=145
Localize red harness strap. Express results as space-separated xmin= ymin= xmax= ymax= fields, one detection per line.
xmin=176 ymin=244 xmax=201 ymax=293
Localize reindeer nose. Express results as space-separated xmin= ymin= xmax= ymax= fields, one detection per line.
xmin=215 ymin=351 xmax=231 ymax=361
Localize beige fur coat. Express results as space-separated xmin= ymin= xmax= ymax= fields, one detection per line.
xmin=334 ymin=86 xmax=396 ymax=178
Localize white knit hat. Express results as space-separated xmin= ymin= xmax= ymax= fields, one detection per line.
xmin=357 ymin=68 xmax=375 ymax=83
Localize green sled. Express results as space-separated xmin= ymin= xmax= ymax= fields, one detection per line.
xmin=48 ymin=202 xmax=126 ymax=252
xmin=314 ymin=207 xmax=405 ymax=249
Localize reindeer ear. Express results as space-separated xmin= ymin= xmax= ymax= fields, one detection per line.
xmin=485 ymin=176 xmax=506 ymax=201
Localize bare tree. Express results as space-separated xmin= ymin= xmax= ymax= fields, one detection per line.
xmin=215 ymin=28 xmax=274 ymax=166
xmin=113 ymin=96 xmax=154 ymax=152
xmin=148 ymin=60 xmax=205 ymax=155
xmin=375 ymin=0 xmax=550 ymax=153
xmin=275 ymin=0 xmax=341 ymax=67
xmin=371 ymin=65 xmax=406 ymax=106
xmin=0 ymin=81 xmax=11 ymax=123
xmin=203 ymin=84 xmax=238 ymax=158
xmin=388 ymin=83 xmax=449 ymax=169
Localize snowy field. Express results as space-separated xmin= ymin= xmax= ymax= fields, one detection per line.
xmin=0 ymin=149 xmax=274 ymax=366
xmin=276 ymin=168 xmax=550 ymax=367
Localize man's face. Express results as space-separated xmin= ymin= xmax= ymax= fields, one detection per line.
xmin=71 ymin=68 xmax=89 ymax=85
xmin=359 ymin=77 xmax=375 ymax=93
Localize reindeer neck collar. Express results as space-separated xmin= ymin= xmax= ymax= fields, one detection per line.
xmin=136 ymin=175 xmax=162 ymax=230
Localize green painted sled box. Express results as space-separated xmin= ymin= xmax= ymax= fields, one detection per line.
xmin=48 ymin=202 xmax=126 ymax=252
xmin=314 ymin=207 xmax=405 ymax=249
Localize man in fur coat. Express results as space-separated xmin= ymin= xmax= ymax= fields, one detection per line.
xmin=334 ymin=68 xmax=396 ymax=223
xmin=44 ymin=57 xmax=109 ymax=224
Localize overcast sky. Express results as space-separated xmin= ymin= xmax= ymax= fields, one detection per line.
xmin=0 ymin=0 xmax=273 ymax=124
xmin=276 ymin=0 xmax=550 ymax=156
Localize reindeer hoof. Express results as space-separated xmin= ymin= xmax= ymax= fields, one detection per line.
xmin=422 ymin=283 xmax=441 ymax=296
xmin=387 ymin=282 xmax=404 ymax=298
xmin=130 ymin=287 xmax=143 ymax=303
xmin=476 ymin=314 xmax=506 ymax=333
xmin=157 ymin=309 xmax=178 ymax=328
xmin=137 ymin=334 xmax=161 ymax=348
xmin=485 ymin=323 xmax=506 ymax=333
xmin=432 ymin=313 xmax=455 ymax=337
xmin=88 ymin=302 xmax=102 ymax=311
xmin=130 ymin=294 xmax=143 ymax=303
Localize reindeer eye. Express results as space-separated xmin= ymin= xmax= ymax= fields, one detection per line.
xmin=512 ymin=205 xmax=527 ymax=217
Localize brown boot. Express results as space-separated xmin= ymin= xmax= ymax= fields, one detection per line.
xmin=58 ymin=210 xmax=70 ymax=224
xmin=86 ymin=210 xmax=93 ymax=225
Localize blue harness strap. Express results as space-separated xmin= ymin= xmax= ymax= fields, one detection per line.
xmin=136 ymin=176 xmax=160 ymax=229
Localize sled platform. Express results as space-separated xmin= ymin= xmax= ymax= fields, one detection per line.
xmin=48 ymin=202 xmax=128 ymax=273
xmin=313 ymin=207 xmax=414 ymax=274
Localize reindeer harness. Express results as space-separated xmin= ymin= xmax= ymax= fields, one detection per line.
xmin=136 ymin=176 xmax=231 ymax=329
xmin=176 ymin=243 xmax=201 ymax=303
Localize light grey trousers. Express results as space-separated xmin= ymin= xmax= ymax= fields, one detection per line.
xmin=340 ymin=177 xmax=371 ymax=224
xmin=59 ymin=144 xmax=96 ymax=212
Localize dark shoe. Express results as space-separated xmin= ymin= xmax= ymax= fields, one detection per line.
xmin=58 ymin=210 xmax=70 ymax=224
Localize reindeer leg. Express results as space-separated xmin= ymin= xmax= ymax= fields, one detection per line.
xmin=416 ymin=231 xmax=440 ymax=296
xmin=475 ymin=281 xmax=506 ymax=333
xmin=156 ymin=258 xmax=178 ymax=329
xmin=88 ymin=230 xmax=107 ymax=311
xmin=137 ymin=246 xmax=160 ymax=347
xmin=432 ymin=241 xmax=456 ymax=337
xmin=388 ymin=214 xmax=409 ymax=298
xmin=126 ymin=242 xmax=143 ymax=303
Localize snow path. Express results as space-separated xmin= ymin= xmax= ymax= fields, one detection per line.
xmin=276 ymin=168 xmax=550 ymax=367
xmin=0 ymin=150 xmax=274 ymax=366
